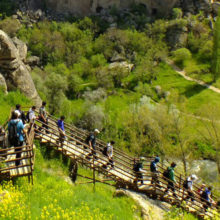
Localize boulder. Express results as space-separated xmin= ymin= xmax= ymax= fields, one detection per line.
xmin=12 ymin=37 xmax=27 ymax=61
xmin=26 ymin=56 xmax=40 ymax=66
xmin=109 ymin=61 xmax=134 ymax=72
xmin=0 ymin=74 xmax=7 ymax=93
xmin=0 ymin=30 xmax=41 ymax=106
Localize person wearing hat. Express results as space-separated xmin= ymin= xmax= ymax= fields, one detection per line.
xmin=85 ymin=129 xmax=100 ymax=160
xmin=150 ymin=156 xmax=160 ymax=186
xmin=183 ymin=174 xmax=198 ymax=201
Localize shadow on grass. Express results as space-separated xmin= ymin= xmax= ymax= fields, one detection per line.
xmin=181 ymin=84 xmax=206 ymax=98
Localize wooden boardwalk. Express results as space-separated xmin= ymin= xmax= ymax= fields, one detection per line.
xmin=33 ymin=113 xmax=219 ymax=219
xmin=0 ymin=109 xmax=219 ymax=218
xmin=0 ymin=125 xmax=35 ymax=182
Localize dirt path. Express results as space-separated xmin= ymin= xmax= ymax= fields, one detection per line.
xmin=167 ymin=60 xmax=220 ymax=94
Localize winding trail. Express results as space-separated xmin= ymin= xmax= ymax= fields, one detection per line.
xmin=167 ymin=60 xmax=220 ymax=94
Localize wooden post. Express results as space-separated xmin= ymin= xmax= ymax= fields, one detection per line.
xmin=93 ymin=152 xmax=95 ymax=192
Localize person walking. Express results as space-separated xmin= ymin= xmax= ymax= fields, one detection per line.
xmin=183 ymin=174 xmax=198 ymax=202
xmin=85 ymin=129 xmax=100 ymax=160
xmin=133 ymin=157 xmax=145 ymax=185
xmin=15 ymin=104 xmax=26 ymax=124
xmin=8 ymin=111 xmax=26 ymax=166
xmin=38 ymin=101 xmax=49 ymax=134
xmin=164 ymin=162 xmax=177 ymax=198
xmin=201 ymin=186 xmax=214 ymax=211
xmin=27 ymin=106 xmax=36 ymax=131
xmin=150 ymin=156 xmax=160 ymax=186
xmin=57 ymin=116 xmax=65 ymax=147
xmin=102 ymin=141 xmax=115 ymax=168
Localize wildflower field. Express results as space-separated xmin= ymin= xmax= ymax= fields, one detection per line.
xmin=0 ymin=144 xmax=141 ymax=220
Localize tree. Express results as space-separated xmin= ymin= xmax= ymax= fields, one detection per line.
xmin=197 ymin=105 xmax=220 ymax=176
xmin=212 ymin=10 xmax=220 ymax=81
xmin=45 ymin=73 xmax=67 ymax=115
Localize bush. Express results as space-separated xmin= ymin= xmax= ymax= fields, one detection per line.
xmin=0 ymin=0 xmax=17 ymax=16
xmin=0 ymin=18 xmax=21 ymax=37
xmin=79 ymin=105 xmax=105 ymax=130
xmin=172 ymin=8 xmax=183 ymax=19
xmin=172 ymin=48 xmax=192 ymax=67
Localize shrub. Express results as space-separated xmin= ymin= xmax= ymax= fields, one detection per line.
xmin=0 ymin=18 xmax=21 ymax=37
xmin=172 ymin=48 xmax=192 ymax=67
xmin=172 ymin=8 xmax=183 ymax=19
xmin=79 ymin=105 xmax=105 ymax=130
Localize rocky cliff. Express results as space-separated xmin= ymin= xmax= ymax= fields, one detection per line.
xmin=0 ymin=30 xmax=41 ymax=106
xmin=26 ymin=0 xmax=219 ymax=17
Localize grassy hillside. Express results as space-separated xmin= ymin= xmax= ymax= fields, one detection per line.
xmin=0 ymin=142 xmax=142 ymax=220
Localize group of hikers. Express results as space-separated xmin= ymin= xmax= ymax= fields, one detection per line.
xmin=0 ymin=101 xmax=218 ymax=213
xmin=133 ymin=156 xmax=217 ymax=211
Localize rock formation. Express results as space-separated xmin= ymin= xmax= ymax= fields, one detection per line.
xmin=26 ymin=0 xmax=219 ymax=17
xmin=0 ymin=30 xmax=41 ymax=106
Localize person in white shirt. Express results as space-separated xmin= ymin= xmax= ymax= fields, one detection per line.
xmin=28 ymin=106 xmax=36 ymax=123
xmin=27 ymin=106 xmax=36 ymax=132
xmin=184 ymin=174 xmax=198 ymax=201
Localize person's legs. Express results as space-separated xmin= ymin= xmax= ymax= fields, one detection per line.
xmin=137 ymin=172 xmax=143 ymax=184
xmin=109 ymin=158 xmax=114 ymax=168
xmin=15 ymin=141 xmax=23 ymax=166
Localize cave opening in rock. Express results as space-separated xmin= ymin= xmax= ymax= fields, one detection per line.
xmin=152 ymin=8 xmax=158 ymax=15
xmin=96 ymin=6 xmax=103 ymax=13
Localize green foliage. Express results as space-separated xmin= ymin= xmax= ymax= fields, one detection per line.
xmin=172 ymin=48 xmax=192 ymax=67
xmin=212 ymin=10 xmax=220 ymax=81
xmin=45 ymin=73 xmax=67 ymax=114
xmin=12 ymin=146 xmax=141 ymax=220
xmin=0 ymin=0 xmax=17 ymax=16
xmin=172 ymin=8 xmax=183 ymax=19
xmin=165 ymin=206 xmax=197 ymax=220
xmin=0 ymin=91 xmax=31 ymax=125
xmin=0 ymin=18 xmax=21 ymax=37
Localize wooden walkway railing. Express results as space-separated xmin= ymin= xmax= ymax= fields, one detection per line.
xmin=29 ymin=110 xmax=219 ymax=219
xmin=0 ymin=121 xmax=35 ymax=183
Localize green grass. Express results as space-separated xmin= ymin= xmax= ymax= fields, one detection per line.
xmin=153 ymin=63 xmax=220 ymax=113
xmin=15 ymin=143 xmax=141 ymax=220
xmin=0 ymin=91 xmax=31 ymax=125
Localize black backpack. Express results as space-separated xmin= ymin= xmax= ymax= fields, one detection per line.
xmin=103 ymin=146 xmax=108 ymax=156
xmin=26 ymin=111 xmax=30 ymax=123
xmin=163 ymin=168 xmax=170 ymax=179
xmin=183 ymin=180 xmax=188 ymax=189
xmin=150 ymin=161 xmax=156 ymax=172
xmin=8 ymin=121 xmax=19 ymax=146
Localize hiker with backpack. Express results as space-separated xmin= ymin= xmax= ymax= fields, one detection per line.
xmin=201 ymin=186 xmax=214 ymax=211
xmin=164 ymin=162 xmax=177 ymax=198
xmin=150 ymin=156 xmax=160 ymax=186
xmin=102 ymin=141 xmax=115 ymax=169
xmin=183 ymin=174 xmax=198 ymax=202
xmin=85 ymin=129 xmax=100 ymax=160
xmin=8 ymin=111 xmax=26 ymax=166
xmin=133 ymin=157 xmax=146 ymax=185
xmin=15 ymin=104 xmax=26 ymax=124
xmin=38 ymin=101 xmax=49 ymax=134
xmin=57 ymin=116 xmax=66 ymax=147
